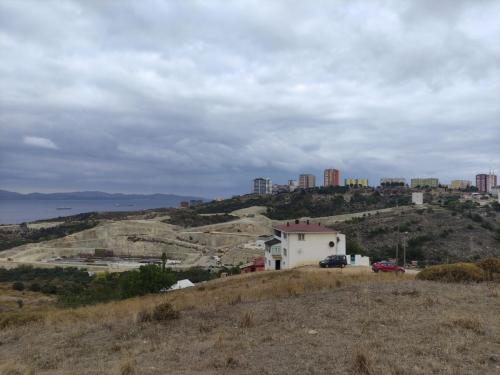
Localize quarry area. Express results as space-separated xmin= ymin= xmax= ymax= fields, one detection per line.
xmin=0 ymin=206 xmax=275 ymax=270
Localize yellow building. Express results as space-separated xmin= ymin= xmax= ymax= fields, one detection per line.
xmin=450 ymin=180 xmax=471 ymax=190
xmin=345 ymin=178 xmax=368 ymax=187
xmin=411 ymin=178 xmax=439 ymax=188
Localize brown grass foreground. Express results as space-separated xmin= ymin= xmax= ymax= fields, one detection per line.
xmin=1 ymin=268 xmax=499 ymax=374
xmin=2 ymin=267 xmax=403 ymax=329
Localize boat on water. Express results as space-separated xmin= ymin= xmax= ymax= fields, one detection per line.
xmin=56 ymin=207 xmax=72 ymax=210
xmin=114 ymin=203 xmax=135 ymax=207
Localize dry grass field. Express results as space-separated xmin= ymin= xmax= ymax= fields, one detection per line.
xmin=0 ymin=268 xmax=499 ymax=374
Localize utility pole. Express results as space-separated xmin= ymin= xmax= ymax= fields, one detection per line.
xmin=161 ymin=251 xmax=167 ymax=272
xmin=402 ymin=237 xmax=405 ymax=268
xmin=395 ymin=201 xmax=399 ymax=265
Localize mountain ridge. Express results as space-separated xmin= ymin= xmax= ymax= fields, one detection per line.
xmin=0 ymin=189 xmax=206 ymax=201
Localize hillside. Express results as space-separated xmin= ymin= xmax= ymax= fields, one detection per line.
xmin=0 ymin=268 xmax=499 ymax=374
xmin=1 ymin=188 xmax=498 ymax=269
xmin=332 ymin=205 xmax=500 ymax=264
xmin=196 ymin=187 xmax=412 ymax=219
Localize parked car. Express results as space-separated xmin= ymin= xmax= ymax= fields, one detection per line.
xmin=319 ymin=255 xmax=347 ymax=268
xmin=372 ymin=261 xmax=405 ymax=273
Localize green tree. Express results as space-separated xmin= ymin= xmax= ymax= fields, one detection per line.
xmin=346 ymin=238 xmax=366 ymax=255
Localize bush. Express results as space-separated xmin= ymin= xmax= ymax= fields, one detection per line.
xmin=29 ymin=283 xmax=41 ymax=292
xmin=137 ymin=302 xmax=180 ymax=323
xmin=477 ymin=258 xmax=500 ymax=281
xmin=417 ymin=263 xmax=484 ymax=283
xmin=152 ymin=302 xmax=179 ymax=321
xmin=12 ymin=281 xmax=25 ymax=291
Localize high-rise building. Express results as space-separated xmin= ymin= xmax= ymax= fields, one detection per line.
xmin=410 ymin=178 xmax=439 ymax=188
xmin=450 ymin=180 xmax=471 ymax=190
xmin=323 ymin=169 xmax=340 ymax=187
xmin=299 ymin=174 xmax=316 ymax=189
xmin=252 ymin=177 xmax=272 ymax=195
xmin=345 ymin=178 xmax=369 ymax=187
xmin=476 ymin=173 xmax=497 ymax=193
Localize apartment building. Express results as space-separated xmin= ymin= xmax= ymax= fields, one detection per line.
xmin=476 ymin=173 xmax=497 ymax=193
xmin=252 ymin=177 xmax=272 ymax=195
xmin=411 ymin=178 xmax=439 ymax=188
xmin=299 ymin=174 xmax=316 ymax=189
xmin=450 ymin=180 xmax=471 ymax=190
xmin=345 ymin=178 xmax=368 ymax=187
xmin=323 ymin=169 xmax=340 ymax=187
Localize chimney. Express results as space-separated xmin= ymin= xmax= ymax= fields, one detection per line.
xmin=318 ymin=222 xmax=321 ymax=226
xmin=295 ymin=219 xmax=299 ymax=224
xmin=306 ymin=219 xmax=310 ymax=225
xmin=286 ymin=222 xmax=290 ymax=226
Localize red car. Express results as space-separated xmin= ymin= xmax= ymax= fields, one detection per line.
xmin=372 ymin=261 xmax=405 ymax=273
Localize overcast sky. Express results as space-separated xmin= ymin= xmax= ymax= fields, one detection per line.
xmin=0 ymin=0 xmax=499 ymax=197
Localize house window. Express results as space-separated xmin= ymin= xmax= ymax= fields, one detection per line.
xmin=298 ymin=233 xmax=305 ymax=241
xmin=284 ymin=233 xmax=287 ymax=239
xmin=284 ymin=248 xmax=287 ymax=256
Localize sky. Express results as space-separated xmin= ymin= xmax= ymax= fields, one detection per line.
xmin=0 ymin=0 xmax=499 ymax=198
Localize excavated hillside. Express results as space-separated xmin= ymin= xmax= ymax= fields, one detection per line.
xmin=0 ymin=208 xmax=273 ymax=268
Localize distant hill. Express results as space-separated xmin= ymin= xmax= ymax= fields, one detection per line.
xmin=0 ymin=189 xmax=205 ymax=202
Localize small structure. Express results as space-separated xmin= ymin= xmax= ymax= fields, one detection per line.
xmin=240 ymin=257 xmax=265 ymax=273
xmin=265 ymin=220 xmax=346 ymax=270
xmin=412 ymin=192 xmax=424 ymax=205
xmin=168 ymin=279 xmax=195 ymax=291
xmin=346 ymin=254 xmax=370 ymax=267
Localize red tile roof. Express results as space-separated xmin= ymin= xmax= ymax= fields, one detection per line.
xmin=274 ymin=222 xmax=337 ymax=233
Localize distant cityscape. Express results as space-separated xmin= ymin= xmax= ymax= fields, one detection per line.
xmin=250 ymin=169 xmax=499 ymax=196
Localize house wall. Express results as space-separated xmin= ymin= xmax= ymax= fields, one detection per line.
xmin=285 ymin=232 xmax=346 ymax=268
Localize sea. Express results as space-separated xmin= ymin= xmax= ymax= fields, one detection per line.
xmin=0 ymin=199 xmax=180 ymax=225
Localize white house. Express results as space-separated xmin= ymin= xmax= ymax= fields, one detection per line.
xmin=264 ymin=220 xmax=346 ymax=270
xmin=412 ymin=192 xmax=423 ymax=205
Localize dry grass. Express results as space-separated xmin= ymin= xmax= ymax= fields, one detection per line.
xmin=0 ymin=268 xmax=499 ymax=374
xmin=350 ymin=352 xmax=375 ymax=375
xmin=1 ymin=267 xmax=407 ymax=330
xmin=239 ymin=311 xmax=254 ymax=328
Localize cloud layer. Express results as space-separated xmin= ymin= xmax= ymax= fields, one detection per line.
xmin=1 ymin=0 xmax=499 ymax=196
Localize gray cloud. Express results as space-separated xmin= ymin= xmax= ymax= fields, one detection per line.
xmin=0 ymin=0 xmax=499 ymax=196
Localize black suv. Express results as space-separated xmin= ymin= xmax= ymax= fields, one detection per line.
xmin=319 ymin=255 xmax=347 ymax=268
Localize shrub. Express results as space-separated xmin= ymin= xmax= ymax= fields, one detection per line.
xmin=417 ymin=263 xmax=484 ymax=283
xmin=152 ymin=302 xmax=179 ymax=321
xmin=350 ymin=352 xmax=374 ymax=375
xmin=12 ymin=281 xmax=25 ymax=291
xmin=477 ymin=258 xmax=500 ymax=281
xmin=29 ymin=283 xmax=41 ymax=292
xmin=137 ymin=302 xmax=179 ymax=323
